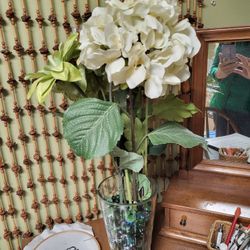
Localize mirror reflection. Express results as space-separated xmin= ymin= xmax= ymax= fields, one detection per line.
xmin=204 ymin=41 xmax=250 ymax=162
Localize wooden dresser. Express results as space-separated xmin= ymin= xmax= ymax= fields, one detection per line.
xmin=23 ymin=162 xmax=250 ymax=249
xmin=154 ymin=162 xmax=250 ymax=249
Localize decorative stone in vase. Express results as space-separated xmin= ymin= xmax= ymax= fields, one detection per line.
xmin=98 ymin=175 xmax=156 ymax=250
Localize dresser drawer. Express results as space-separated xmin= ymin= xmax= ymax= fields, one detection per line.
xmin=169 ymin=209 xmax=217 ymax=236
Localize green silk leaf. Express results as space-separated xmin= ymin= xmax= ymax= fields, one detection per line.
xmin=63 ymin=98 xmax=124 ymax=159
xmin=36 ymin=77 xmax=56 ymax=103
xmin=61 ymin=33 xmax=80 ymax=61
xmin=76 ymin=65 xmax=87 ymax=93
xmin=122 ymin=113 xmax=146 ymax=154
xmin=50 ymin=63 xmax=68 ymax=81
xmin=152 ymin=94 xmax=199 ymax=122
xmin=27 ymin=75 xmax=54 ymax=101
xmin=148 ymin=122 xmax=207 ymax=150
xmin=138 ymin=174 xmax=152 ymax=201
xmin=44 ymin=54 xmax=63 ymax=72
xmin=64 ymin=62 xmax=82 ymax=82
xmin=50 ymin=62 xmax=81 ymax=82
xmin=25 ymin=71 xmax=47 ymax=80
xmin=112 ymin=147 xmax=144 ymax=173
xmin=27 ymin=78 xmax=43 ymax=100
xmin=26 ymin=33 xmax=81 ymax=103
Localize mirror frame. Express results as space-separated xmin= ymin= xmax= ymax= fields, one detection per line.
xmin=189 ymin=26 xmax=250 ymax=169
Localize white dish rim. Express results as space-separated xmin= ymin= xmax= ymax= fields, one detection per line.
xmin=34 ymin=230 xmax=101 ymax=250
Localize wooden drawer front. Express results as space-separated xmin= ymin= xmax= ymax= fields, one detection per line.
xmin=169 ymin=209 xmax=216 ymax=236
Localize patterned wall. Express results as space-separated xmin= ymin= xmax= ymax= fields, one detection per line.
xmin=0 ymin=0 xmax=202 ymax=249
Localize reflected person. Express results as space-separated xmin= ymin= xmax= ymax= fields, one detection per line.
xmin=209 ymin=42 xmax=250 ymax=137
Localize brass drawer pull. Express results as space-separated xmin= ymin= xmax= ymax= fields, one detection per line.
xmin=180 ymin=215 xmax=187 ymax=226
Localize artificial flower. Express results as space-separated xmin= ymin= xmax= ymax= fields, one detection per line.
xmin=78 ymin=0 xmax=200 ymax=99
xmin=26 ymin=3 xmax=207 ymax=231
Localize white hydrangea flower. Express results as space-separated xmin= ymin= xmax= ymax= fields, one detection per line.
xmin=78 ymin=0 xmax=201 ymax=99
xmin=105 ymin=43 xmax=149 ymax=89
xmin=172 ymin=19 xmax=201 ymax=57
xmin=78 ymin=8 xmax=122 ymax=69
xmin=144 ymin=63 xmax=165 ymax=98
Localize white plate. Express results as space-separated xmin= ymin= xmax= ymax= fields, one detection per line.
xmin=34 ymin=230 xmax=100 ymax=250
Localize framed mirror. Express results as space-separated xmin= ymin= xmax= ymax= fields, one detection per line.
xmin=189 ymin=26 xmax=250 ymax=169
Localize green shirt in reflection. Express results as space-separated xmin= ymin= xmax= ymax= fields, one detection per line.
xmin=209 ymin=42 xmax=250 ymax=113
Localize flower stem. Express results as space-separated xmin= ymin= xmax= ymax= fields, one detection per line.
xmin=129 ymin=90 xmax=136 ymax=150
xmin=109 ymin=81 xmax=112 ymax=102
xmin=99 ymin=87 xmax=106 ymax=101
xmin=112 ymin=156 xmax=125 ymax=204
xmin=144 ymin=97 xmax=149 ymax=175
xmin=129 ymin=89 xmax=138 ymax=201
xmin=118 ymin=170 xmax=125 ymax=204
xmin=125 ymin=170 xmax=132 ymax=204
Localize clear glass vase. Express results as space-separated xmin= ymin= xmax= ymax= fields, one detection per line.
xmin=98 ymin=175 xmax=156 ymax=250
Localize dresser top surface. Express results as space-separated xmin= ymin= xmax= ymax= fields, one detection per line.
xmin=162 ymin=173 xmax=250 ymax=220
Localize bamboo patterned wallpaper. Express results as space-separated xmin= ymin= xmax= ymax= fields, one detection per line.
xmin=0 ymin=0 xmax=203 ymax=249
